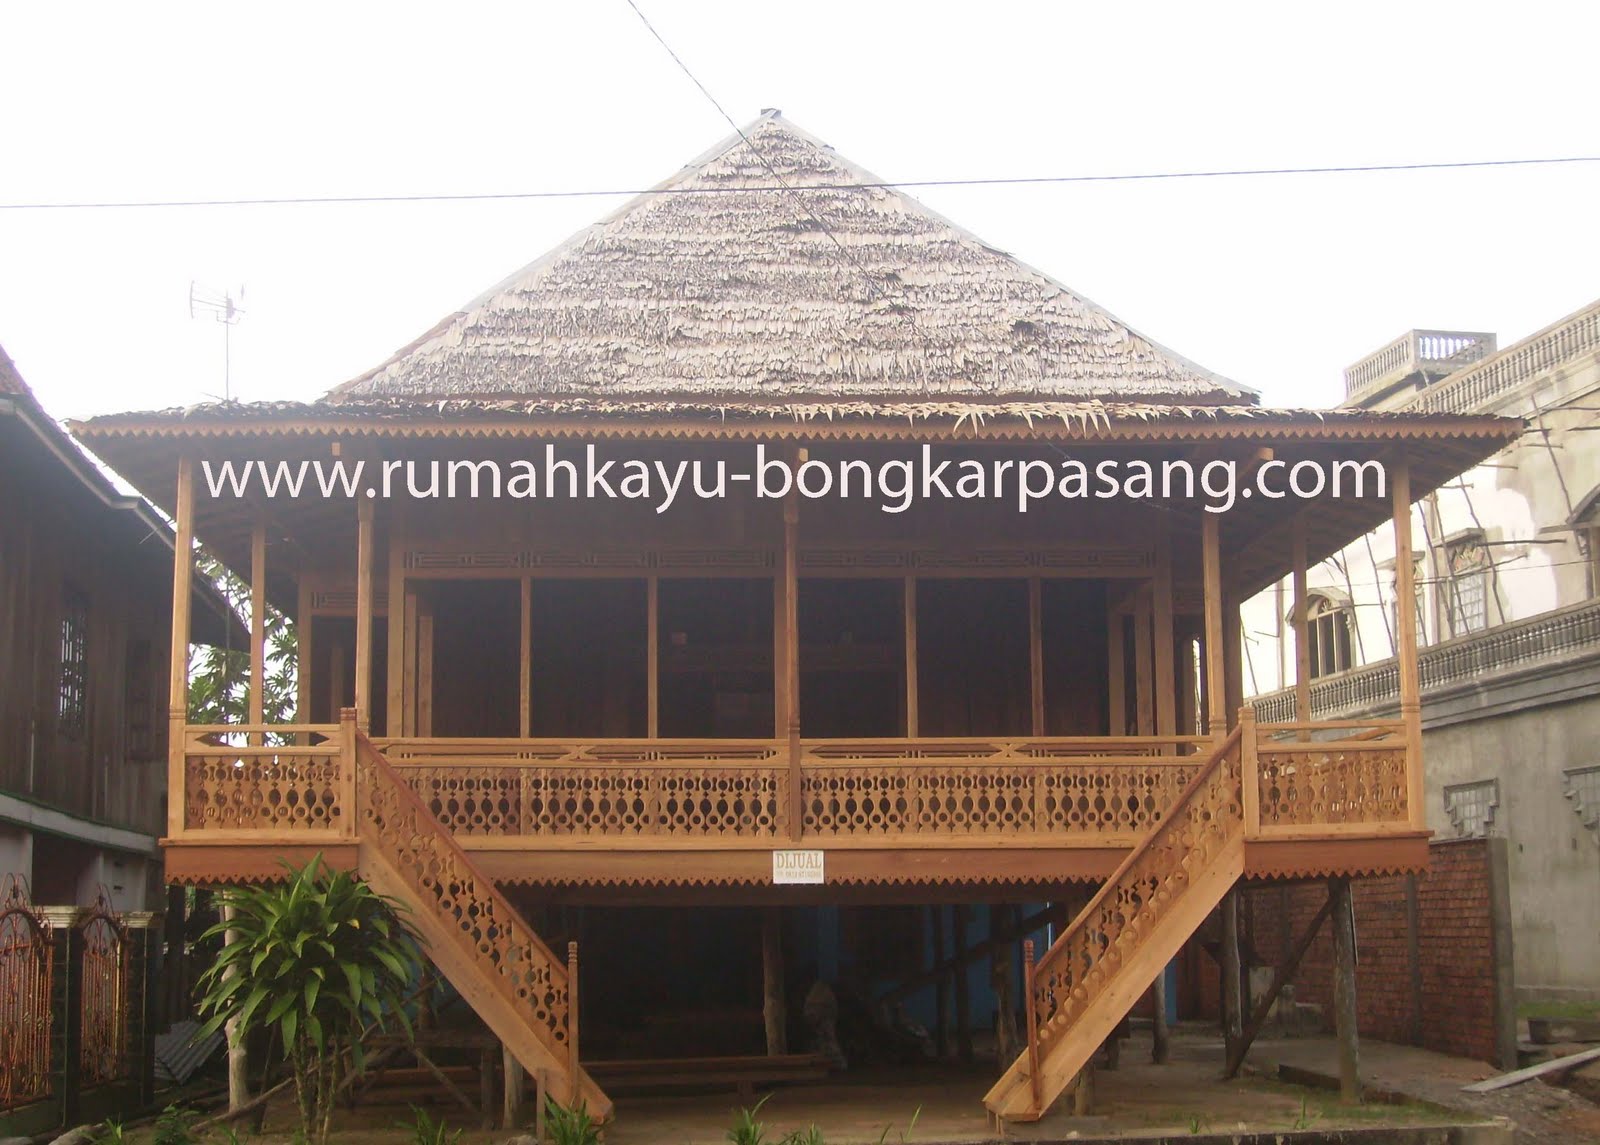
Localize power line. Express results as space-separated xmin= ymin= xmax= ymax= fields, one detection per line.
xmin=1 ymin=154 xmax=1595 ymax=212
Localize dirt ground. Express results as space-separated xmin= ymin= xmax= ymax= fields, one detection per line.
xmin=1245 ymin=1031 xmax=1600 ymax=1145
xmin=144 ymin=1028 xmax=1497 ymax=1145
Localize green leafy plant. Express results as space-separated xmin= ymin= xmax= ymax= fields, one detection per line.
xmin=152 ymin=1104 xmax=197 ymax=1145
xmin=1187 ymin=1112 xmax=1207 ymax=1134
xmin=545 ymin=1096 xmax=602 ymax=1145
xmin=195 ymin=855 xmax=419 ymax=1145
xmin=400 ymin=1106 xmax=462 ymax=1145
xmin=780 ymin=1125 xmax=825 ymax=1145
xmin=187 ymin=550 xmax=298 ymax=733
xmin=92 ymin=1120 xmax=125 ymax=1145
xmin=728 ymin=1094 xmax=775 ymax=1145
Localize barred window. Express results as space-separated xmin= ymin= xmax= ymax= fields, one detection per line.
xmin=1306 ymin=595 xmax=1355 ymax=678
xmin=58 ymin=587 xmax=88 ymax=737
xmin=1445 ymin=537 xmax=1491 ymax=636
xmin=1443 ymin=779 xmax=1499 ymax=838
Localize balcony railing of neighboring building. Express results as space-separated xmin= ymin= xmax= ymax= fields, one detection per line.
xmin=1253 ymin=596 xmax=1600 ymax=724
xmin=1342 ymin=329 xmax=1498 ymax=407
xmin=1407 ymin=299 xmax=1600 ymax=416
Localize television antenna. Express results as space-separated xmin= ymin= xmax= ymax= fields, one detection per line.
xmin=189 ymin=281 xmax=246 ymax=401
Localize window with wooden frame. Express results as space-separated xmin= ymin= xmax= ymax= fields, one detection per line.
xmin=1444 ymin=535 xmax=1491 ymax=636
xmin=1305 ymin=593 xmax=1355 ymax=679
xmin=58 ymin=586 xmax=89 ymax=737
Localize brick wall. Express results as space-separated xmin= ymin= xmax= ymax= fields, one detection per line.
xmin=1184 ymin=837 xmax=1507 ymax=1065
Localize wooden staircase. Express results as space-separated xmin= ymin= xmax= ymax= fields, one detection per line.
xmin=352 ymin=732 xmax=613 ymax=1120
xmin=984 ymin=726 xmax=1246 ymax=1122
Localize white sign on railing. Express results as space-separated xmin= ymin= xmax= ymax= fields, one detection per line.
xmin=772 ymin=849 xmax=825 ymax=885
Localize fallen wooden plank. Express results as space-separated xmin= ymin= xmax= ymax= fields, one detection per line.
xmin=1462 ymin=1046 xmax=1600 ymax=1092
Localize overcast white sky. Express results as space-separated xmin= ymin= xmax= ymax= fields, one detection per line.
xmin=2 ymin=1 xmax=1597 ymax=421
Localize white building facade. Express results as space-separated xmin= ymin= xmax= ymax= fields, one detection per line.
xmin=1245 ymin=299 xmax=1600 ymax=1002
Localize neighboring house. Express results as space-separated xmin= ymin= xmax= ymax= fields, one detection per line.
xmin=75 ymin=113 xmax=1517 ymax=1121
xmin=1244 ymin=299 xmax=1600 ymax=1003
xmin=0 ymin=345 xmax=235 ymax=912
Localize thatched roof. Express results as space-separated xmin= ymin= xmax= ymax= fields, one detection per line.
xmin=329 ymin=112 xmax=1251 ymax=407
xmin=75 ymin=394 xmax=1517 ymax=447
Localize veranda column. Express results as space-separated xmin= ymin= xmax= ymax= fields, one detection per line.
xmin=1202 ymin=514 xmax=1226 ymax=738
xmin=1292 ymin=515 xmax=1311 ymax=728
xmin=354 ymin=494 xmax=375 ymax=733
xmin=388 ymin=502 xmax=407 ymax=737
xmin=1391 ymin=460 xmax=1425 ymax=829
xmin=782 ymin=460 xmax=801 ymax=839
xmin=249 ymin=519 xmax=267 ymax=732
xmin=166 ymin=455 xmax=195 ymax=838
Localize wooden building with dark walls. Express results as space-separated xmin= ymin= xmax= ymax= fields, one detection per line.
xmin=74 ymin=115 xmax=1523 ymax=1121
xmin=0 ymin=345 xmax=235 ymax=912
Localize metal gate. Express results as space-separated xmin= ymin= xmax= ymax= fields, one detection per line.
xmin=76 ymin=898 xmax=130 ymax=1088
xmin=0 ymin=878 xmax=53 ymax=1111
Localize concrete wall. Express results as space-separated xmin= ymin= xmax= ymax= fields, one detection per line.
xmin=1422 ymin=701 xmax=1600 ymax=1001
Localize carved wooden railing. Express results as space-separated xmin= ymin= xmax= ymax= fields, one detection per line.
xmin=376 ymin=738 xmax=789 ymax=839
xmin=986 ymin=725 xmax=1247 ymax=1120
xmin=1250 ymin=719 xmax=1410 ymax=835
xmin=353 ymin=731 xmax=608 ymax=1114
xmin=372 ymin=735 xmax=1207 ymax=844
xmin=180 ymin=723 xmax=349 ymax=836
xmin=1033 ymin=727 xmax=1243 ymax=1054
xmin=800 ymin=738 xmax=1205 ymax=840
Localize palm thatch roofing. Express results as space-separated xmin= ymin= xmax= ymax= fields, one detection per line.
xmin=327 ymin=112 xmax=1251 ymax=407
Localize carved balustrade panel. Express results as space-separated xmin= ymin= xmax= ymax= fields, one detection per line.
xmin=1257 ymin=742 xmax=1409 ymax=828
xmin=800 ymin=759 xmax=1201 ymax=839
xmin=357 ymin=741 xmax=569 ymax=1057
xmin=183 ymin=748 xmax=343 ymax=832
xmin=1029 ymin=734 xmax=1243 ymax=1054
xmin=396 ymin=763 xmax=789 ymax=838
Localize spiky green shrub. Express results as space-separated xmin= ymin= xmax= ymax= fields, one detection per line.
xmin=196 ymin=855 xmax=418 ymax=1145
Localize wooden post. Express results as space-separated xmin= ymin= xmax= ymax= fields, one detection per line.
xmin=783 ymin=467 xmax=802 ymax=839
xmin=931 ymin=905 xmax=949 ymax=1059
xmin=167 ymin=455 xmax=195 ymax=838
xmin=339 ymin=707 xmax=358 ymax=834
xmin=1028 ymin=576 xmax=1045 ymax=736
xmin=354 ymin=495 xmax=375 ymax=733
xmin=1221 ymin=890 xmax=1243 ymax=1050
xmin=565 ymin=942 xmax=580 ymax=1100
xmin=990 ymin=905 xmax=1017 ymax=1064
xmin=296 ymin=578 xmax=313 ymax=733
xmin=1329 ymin=877 xmax=1362 ymax=1102
xmin=1391 ymin=460 xmax=1425 ymax=830
xmin=520 ymin=577 xmax=533 ymax=738
xmin=1224 ymin=597 xmax=1244 ymax=728
xmin=647 ymin=575 xmax=660 ymax=739
xmin=501 ymin=1045 xmax=525 ymax=1129
xmin=1153 ymin=967 xmax=1170 ymax=1064
xmin=1240 ymin=704 xmax=1260 ymax=837
xmin=1134 ymin=589 xmax=1154 ymax=737
xmin=249 ymin=520 xmax=266 ymax=735
xmin=1202 ymin=513 xmax=1226 ymax=738
xmin=953 ymin=904 xmax=973 ymax=1064
xmin=1153 ymin=532 xmax=1176 ymax=743
xmin=1291 ymin=515 xmax=1311 ymax=727
xmin=1023 ymin=939 xmax=1041 ymax=1112
xmin=388 ymin=503 xmax=406 ymax=736
xmin=761 ymin=908 xmax=787 ymax=1056
xmin=903 ymin=577 xmax=918 ymax=737
xmin=1223 ymin=892 xmax=1337 ymax=1079
xmin=1107 ymin=608 xmax=1126 ymax=736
